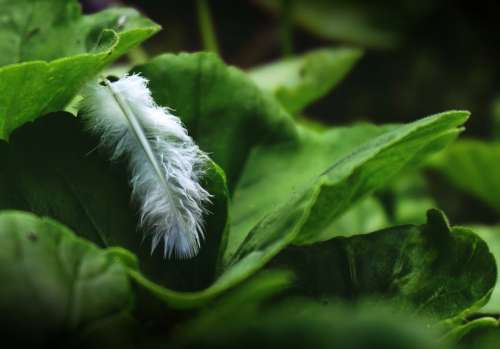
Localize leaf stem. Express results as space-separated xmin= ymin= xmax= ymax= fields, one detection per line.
xmin=196 ymin=0 xmax=219 ymax=54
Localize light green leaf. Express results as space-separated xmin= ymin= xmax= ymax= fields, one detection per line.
xmin=227 ymin=111 xmax=467 ymax=263
xmin=0 ymin=210 xmax=134 ymax=342
xmin=430 ymin=140 xmax=500 ymax=212
xmin=249 ymin=47 xmax=362 ymax=114
xmin=0 ymin=0 xmax=160 ymax=140
xmin=270 ymin=210 xmax=497 ymax=321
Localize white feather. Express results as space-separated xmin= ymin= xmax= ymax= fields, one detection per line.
xmin=80 ymin=74 xmax=210 ymax=259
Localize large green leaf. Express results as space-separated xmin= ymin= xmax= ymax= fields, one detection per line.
xmin=0 ymin=210 xmax=134 ymax=343
xmin=0 ymin=0 xmax=160 ymax=140
xmin=249 ymin=47 xmax=362 ymax=114
xmin=227 ymin=111 xmax=467 ymax=263
xmin=270 ymin=210 xmax=497 ymax=321
xmin=430 ymin=140 xmax=500 ymax=213
xmin=0 ymin=113 xmax=229 ymax=296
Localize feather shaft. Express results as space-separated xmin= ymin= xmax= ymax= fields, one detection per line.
xmin=81 ymin=74 xmax=210 ymax=258
xmin=101 ymin=78 xmax=179 ymax=214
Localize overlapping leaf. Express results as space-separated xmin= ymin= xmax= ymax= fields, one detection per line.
xmin=270 ymin=210 xmax=496 ymax=321
xmin=0 ymin=0 xmax=160 ymax=140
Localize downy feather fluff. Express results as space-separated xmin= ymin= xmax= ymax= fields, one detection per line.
xmin=80 ymin=74 xmax=210 ymax=259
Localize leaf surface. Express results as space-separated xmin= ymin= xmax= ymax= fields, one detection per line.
xmin=0 ymin=0 xmax=160 ymax=140
xmin=0 ymin=210 xmax=133 ymax=342
xmin=270 ymin=210 xmax=497 ymax=321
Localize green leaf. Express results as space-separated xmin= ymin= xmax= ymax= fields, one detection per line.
xmin=0 ymin=112 xmax=230 ymax=300
xmin=469 ymin=225 xmax=500 ymax=313
xmin=227 ymin=111 xmax=467 ymax=264
xmin=270 ymin=210 xmax=497 ymax=321
xmin=0 ymin=0 xmax=160 ymax=140
xmin=249 ymin=47 xmax=362 ymax=114
xmin=132 ymin=53 xmax=468 ymax=307
xmin=0 ymin=210 xmax=134 ymax=342
xmin=429 ymin=140 xmax=500 ymax=213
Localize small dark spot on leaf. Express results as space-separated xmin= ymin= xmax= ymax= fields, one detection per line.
xmin=27 ymin=232 xmax=37 ymax=241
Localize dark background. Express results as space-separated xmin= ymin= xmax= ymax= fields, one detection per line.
xmin=82 ymin=0 xmax=500 ymax=140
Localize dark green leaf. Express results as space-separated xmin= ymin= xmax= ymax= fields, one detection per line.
xmin=270 ymin=210 xmax=497 ymax=321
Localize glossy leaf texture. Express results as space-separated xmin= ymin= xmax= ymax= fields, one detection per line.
xmin=0 ymin=0 xmax=160 ymax=140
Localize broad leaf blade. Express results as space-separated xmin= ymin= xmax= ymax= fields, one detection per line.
xmin=270 ymin=210 xmax=497 ymax=321
xmin=0 ymin=0 xmax=160 ymax=140
xmin=227 ymin=111 xmax=467 ymax=264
